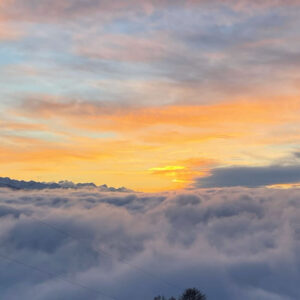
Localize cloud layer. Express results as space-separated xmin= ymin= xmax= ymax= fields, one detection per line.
xmin=0 ymin=186 xmax=299 ymax=299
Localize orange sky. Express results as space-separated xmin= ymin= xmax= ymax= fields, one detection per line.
xmin=1 ymin=0 xmax=300 ymax=191
xmin=1 ymin=96 xmax=300 ymax=191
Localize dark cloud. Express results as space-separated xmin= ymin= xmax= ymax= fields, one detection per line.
xmin=195 ymin=165 xmax=300 ymax=188
xmin=0 ymin=186 xmax=300 ymax=299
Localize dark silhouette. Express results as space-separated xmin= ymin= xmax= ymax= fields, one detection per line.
xmin=154 ymin=288 xmax=206 ymax=300
xmin=180 ymin=288 xmax=206 ymax=300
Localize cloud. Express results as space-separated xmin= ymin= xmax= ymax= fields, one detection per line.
xmin=75 ymin=34 xmax=170 ymax=63
xmin=195 ymin=164 xmax=300 ymax=188
xmin=17 ymin=96 xmax=300 ymax=130
xmin=3 ymin=95 xmax=300 ymax=191
xmin=2 ymin=0 xmax=300 ymax=106
xmin=1 ymin=0 xmax=299 ymax=23
xmin=0 ymin=23 xmax=22 ymax=40
xmin=0 ymin=0 xmax=137 ymax=22
xmin=0 ymin=186 xmax=300 ymax=299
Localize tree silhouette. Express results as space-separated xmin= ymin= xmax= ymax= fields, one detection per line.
xmin=179 ymin=288 xmax=206 ymax=300
xmin=153 ymin=288 xmax=206 ymax=300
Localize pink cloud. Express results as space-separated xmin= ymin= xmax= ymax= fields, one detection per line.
xmin=1 ymin=0 xmax=299 ymax=24
xmin=74 ymin=33 xmax=170 ymax=62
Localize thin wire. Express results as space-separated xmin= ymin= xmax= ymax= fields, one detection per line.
xmin=0 ymin=252 xmax=118 ymax=300
xmin=31 ymin=215 xmax=181 ymax=292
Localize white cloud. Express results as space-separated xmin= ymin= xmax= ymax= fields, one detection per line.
xmin=0 ymin=187 xmax=299 ymax=299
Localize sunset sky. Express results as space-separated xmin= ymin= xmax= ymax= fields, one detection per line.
xmin=2 ymin=2 xmax=300 ymax=300
xmin=1 ymin=0 xmax=300 ymax=191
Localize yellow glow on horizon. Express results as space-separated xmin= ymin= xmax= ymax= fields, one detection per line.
xmin=149 ymin=166 xmax=185 ymax=171
xmin=267 ymin=183 xmax=300 ymax=189
xmin=2 ymin=97 xmax=300 ymax=191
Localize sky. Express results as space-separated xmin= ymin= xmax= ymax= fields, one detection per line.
xmin=1 ymin=0 xmax=300 ymax=191
xmin=2 ymin=2 xmax=300 ymax=300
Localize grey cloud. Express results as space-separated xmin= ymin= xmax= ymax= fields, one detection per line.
xmin=3 ymin=0 xmax=300 ymax=107
xmin=0 ymin=205 xmax=27 ymax=218
xmin=0 ymin=187 xmax=300 ymax=299
xmin=1 ymin=0 xmax=300 ymax=23
xmin=195 ymin=165 xmax=300 ymax=188
xmin=293 ymin=152 xmax=300 ymax=159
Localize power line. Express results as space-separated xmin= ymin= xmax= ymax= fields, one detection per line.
xmin=31 ymin=215 xmax=181 ymax=293
xmin=0 ymin=252 xmax=118 ymax=300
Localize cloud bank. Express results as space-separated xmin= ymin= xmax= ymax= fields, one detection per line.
xmin=195 ymin=165 xmax=300 ymax=188
xmin=0 ymin=186 xmax=299 ymax=299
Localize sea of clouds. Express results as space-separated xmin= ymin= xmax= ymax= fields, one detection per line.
xmin=0 ymin=185 xmax=299 ymax=300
